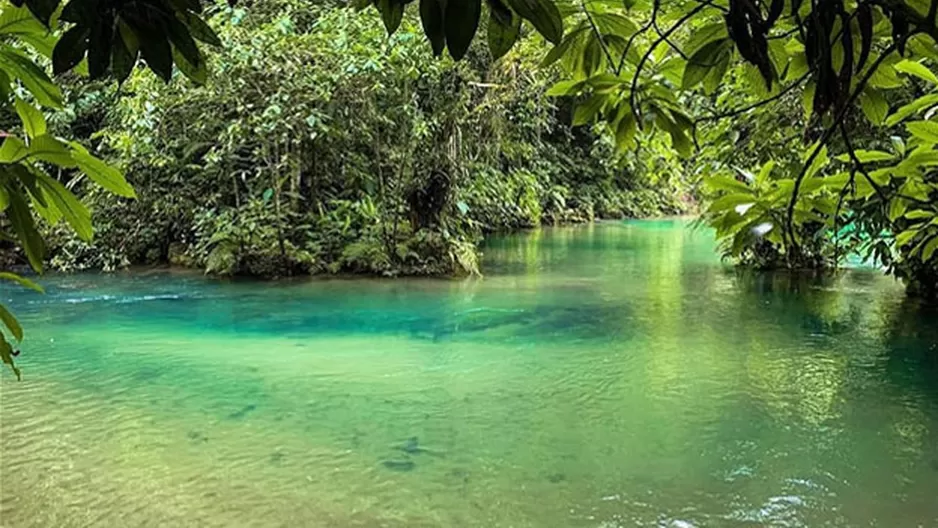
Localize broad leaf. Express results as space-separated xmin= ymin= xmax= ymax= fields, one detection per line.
xmin=14 ymin=96 xmax=46 ymax=138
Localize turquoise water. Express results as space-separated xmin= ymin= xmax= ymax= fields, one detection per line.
xmin=2 ymin=219 xmax=938 ymax=527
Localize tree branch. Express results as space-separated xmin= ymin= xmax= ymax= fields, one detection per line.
xmin=784 ymin=44 xmax=897 ymax=253
xmin=629 ymin=1 xmax=714 ymax=125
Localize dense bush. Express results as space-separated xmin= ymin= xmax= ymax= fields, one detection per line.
xmin=41 ymin=0 xmax=690 ymax=277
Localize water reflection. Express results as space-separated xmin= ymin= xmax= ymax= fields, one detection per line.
xmin=2 ymin=219 xmax=938 ymax=527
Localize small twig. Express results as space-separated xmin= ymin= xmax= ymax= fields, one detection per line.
xmin=653 ymin=20 xmax=688 ymax=60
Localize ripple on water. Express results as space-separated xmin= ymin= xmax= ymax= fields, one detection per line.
xmin=2 ymin=221 xmax=938 ymax=527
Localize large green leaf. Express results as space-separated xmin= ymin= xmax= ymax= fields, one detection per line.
xmin=0 ymin=4 xmax=46 ymax=35
xmin=572 ymin=94 xmax=605 ymax=125
xmin=0 ymin=48 xmax=62 ymax=107
xmin=34 ymin=171 xmax=92 ymax=241
xmin=419 ymin=0 xmax=445 ymax=56
xmin=5 ymin=181 xmax=45 ymax=272
xmin=14 ymin=96 xmax=46 ymax=138
xmin=70 ymin=145 xmax=136 ymax=198
xmin=178 ymin=11 xmax=221 ymax=47
xmin=0 ymin=136 xmax=28 ymax=162
xmin=922 ymin=236 xmax=938 ymax=261
xmin=0 ymin=332 xmax=21 ymax=380
xmin=894 ymin=59 xmax=938 ymax=85
xmin=171 ymin=44 xmax=207 ymax=84
xmin=487 ymin=0 xmax=520 ymax=59
xmin=377 ymin=0 xmax=404 ymax=34
xmin=885 ymin=93 xmax=938 ymax=126
xmin=0 ymin=304 xmax=23 ymax=342
xmin=506 ymin=0 xmax=563 ymax=44
xmin=52 ymin=25 xmax=90 ymax=75
xmin=0 ymin=272 xmax=43 ymax=293
xmin=682 ymin=38 xmax=729 ymax=90
xmin=445 ymin=0 xmax=481 ymax=60
xmin=28 ymin=134 xmax=77 ymax=167
xmin=707 ymin=193 xmax=756 ymax=213
xmin=907 ymin=120 xmax=938 ymax=143
xmin=859 ymin=88 xmax=888 ymax=125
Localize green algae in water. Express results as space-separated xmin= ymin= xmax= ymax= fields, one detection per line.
xmin=2 ymin=219 xmax=938 ymax=527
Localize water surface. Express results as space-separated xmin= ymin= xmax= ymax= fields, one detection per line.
xmin=2 ymin=220 xmax=938 ymax=527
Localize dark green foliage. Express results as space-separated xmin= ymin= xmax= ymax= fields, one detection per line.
xmin=42 ymin=2 xmax=684 ymax=278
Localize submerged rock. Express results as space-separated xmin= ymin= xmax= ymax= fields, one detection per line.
xmin=394 ymin=436 xmax=444 ymax=457
xmin=187 ymin=431 xmax=208 ymax=443
xmin=382 ymin=459 xmax=416 ymax=472
xmin=227 ymin=404 xmax=257 ymax=419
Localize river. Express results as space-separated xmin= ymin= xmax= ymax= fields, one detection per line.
xmin=1 ymin=219 xmax=937 ymax=527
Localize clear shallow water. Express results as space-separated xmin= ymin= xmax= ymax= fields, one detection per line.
xmin=2 ymin=219 xmax=938 ymax=527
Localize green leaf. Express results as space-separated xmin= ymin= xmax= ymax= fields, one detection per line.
xmin=135 ymin=28 xmax=173 ymax=82
xmin=0 ymin=332 xmax=21 ymax=380
xmin=802 ymin=81 xmax=815 ymax=120
xmin=682 ymin=39 xmax=729 ymax=90
xmin=178 ymin=11 xmax=221 ymax=47
xmin=0 ymin=272 xmax=43 ymax=293
xmin=5 ymin=182 xmax=45 ymax=272
xmin=805 ymin=145 xmax=829 ymax=179
xmin=907 ymin=120 xmax=938 ymax=143
xmin=28 ymin=134 xmax=76 ymax=167
xmin=896 ymin=228 xmax=919 ymax=247
xmin=833 ymin=149 xmax=894 ymax=163
xmin=420 ymin=0 xmax=445 ymax=56
xmin=70 ymin=146 xmax=136 ymax=198
xmin=0 ymin=4 xmax=46 ymax=35
xmin=540 ymin=28 xmax=585 ymax=67
xmin=33 ymin=171 xmax=92 ymax=241
xmin=706 ymin=175 xmax=752 ymax=193
xmin=867 ymin=59 xmax=904 ymax=89
xmin=0 ymin=48 xmax=62 ymax=107
xmin=572 ymin=94 xmax=605 ymax=125
xmin=487 ymin=0 xmax=520 ymax=59
xmin=87 ymin=15 xmax=114 ymax=79
xmin=682 ymin=22 xmax=728 ymax=57
xmin=545 ymin=79 xmax=584 ymax=96
xmin=0 ymin=303 xmax=23 ymax=341
xmin=702 ymin=51 xmax=730 ymax=95
xmin=886 ymin=93 xmax=938 ymax=126
xmin=111 ymin=23 xmax=138 ymax=84
xmin=22 ymin=0 xmax=58 ymax=25
xmin=888 ymin=198 xmax=909 ymax=221
xmin=171 ymin=44 xmax=207 ymax=84
xmin=14 ymin=96 xmax=46 ymax=138
xmin=922 ymin=236 xmax=938 ymax=261
xmin=0 ymin=136 xmax=28 ymax=162
xmin=506 ymin=0 xmax=563 ymax=45
xmin=708 ymin=193 xmax=756 ymax=213
xmin=859 ymin=88 xmax=888 ymax=126
xmin=444 ymin=0 xmax=481 ymax=60
xmin=377 ymin=0 xmax=404 ymax=34
xmin=614 ymin=112 xmax=637 ymax=152
xmin=906 ymin=209 xmax=935 ymax=220
xmin=894 ymin=59 xmax=938 ymax=84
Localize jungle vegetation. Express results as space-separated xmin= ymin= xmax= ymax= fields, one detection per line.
xmin=3 ymin=0 xmax=938 ymax=377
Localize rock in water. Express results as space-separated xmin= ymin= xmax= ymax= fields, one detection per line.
xmin=402 ymin=436 xmax=420 ymax=454
xmin=227 ymin=404 xmax=257 ymax=420
xmin=382 ymin=459 xmax=416 ymax=472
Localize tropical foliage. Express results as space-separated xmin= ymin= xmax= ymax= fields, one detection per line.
xmin=360 ymin=0 xmax=938 ymax=294
xmin=7 ymin=0 xmax=938 ymax=378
